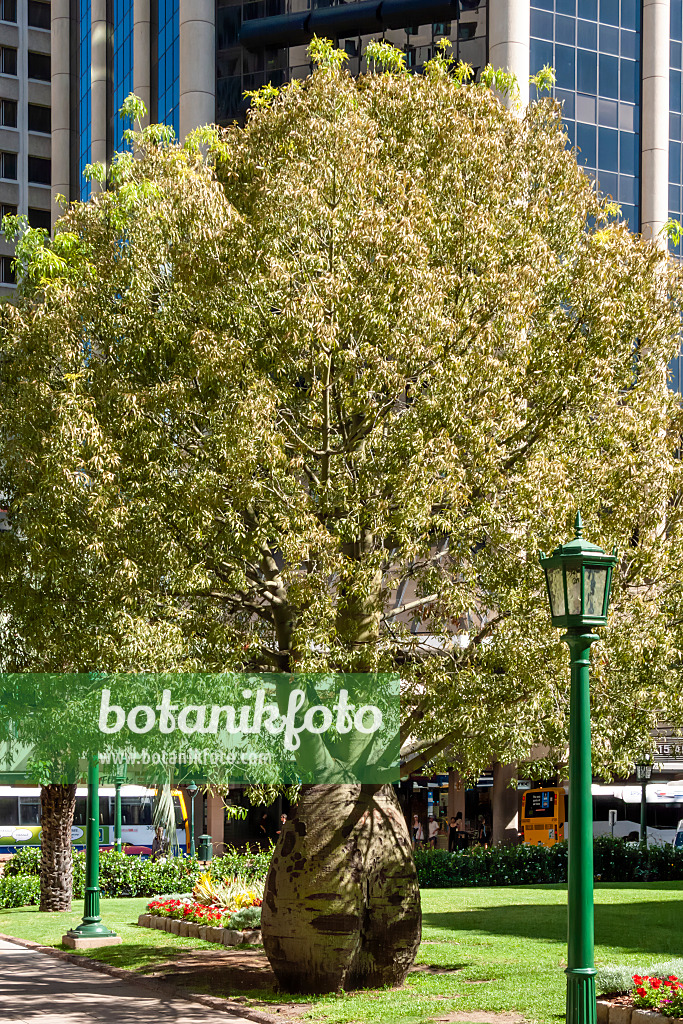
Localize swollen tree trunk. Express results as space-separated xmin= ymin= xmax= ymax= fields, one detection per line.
xmin=262 ymin=783 xmax=421 ymax=994
xmin=39 ymin=783 xmax=77 ymax=912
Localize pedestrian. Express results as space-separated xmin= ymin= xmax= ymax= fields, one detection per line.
xmin=428 ymin=815 xmax=439 ymax=849
xmin=258 ymin=813 xmax=272 ymax=846
xmin=150 ymin=825 xmax=168 ymax=862
xmin=448 ymin=813 xmax=463 ymax=853
xmin=412 ymin=814 xmax=424 ymax=848
xmin=276 ymin=813 xmax=287 ymax=836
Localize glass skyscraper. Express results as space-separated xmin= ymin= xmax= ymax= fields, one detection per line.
xmin=49 ymin=0 xmax=673 ymax=309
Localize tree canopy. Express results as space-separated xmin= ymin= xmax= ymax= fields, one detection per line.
xmin=2 ymin=44 xmax=683 ymax=782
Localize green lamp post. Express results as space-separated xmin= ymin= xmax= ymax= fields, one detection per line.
xmin=113 ymin=761 xmax=127 ymax=853
xmin=540 ymin=512 xmax=617 ymax=1024
xmin=66 ymin=754 xmax=118 ymax=942
xmin=635 ymin=755 xmax=652 ymax=847
xmin=186 ymin=780 xmax=198 ymax=857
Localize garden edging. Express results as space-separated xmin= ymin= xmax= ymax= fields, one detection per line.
xmin=597 ymin=1001 xmax=675 ymax=1024
xmin=138 ymin=913 xmax=262 ymax=946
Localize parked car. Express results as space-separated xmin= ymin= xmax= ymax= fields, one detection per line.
xmin=100 ymin=843 xmax=152 ymax=857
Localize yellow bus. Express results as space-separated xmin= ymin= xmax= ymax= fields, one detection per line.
xmin=520 ymin=787 xmax=566 ymax=847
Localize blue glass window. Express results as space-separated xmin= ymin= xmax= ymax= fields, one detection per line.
xmin=577 ymin=20 xmax=597 ymax=50
xmin=556 ymin=0 xmax=575 ymax=15
xmin=598 ymin=127 xmax=618 ymax=172
xmin=112 ymin=0 xmax=134 ymax=153
xmin=555 ymin=45 xmax=575 ymax=89
xmin=555 ymin=15 xmax=575 ymax=45
xmin=530 ymin=37 xmax=553 ymax=75
xmin=577 ymin=122 xmax=596 ymax=167
xmin=531 ymin=9 xmax=553 ymax=39
xmin=599 ymin=54 xmax=619 ymax=99
xmin=600 ymin=0 xmax=619 ymax=27
xmin=157 ymin=0 xmax=179 ymax=135
xmin=620 ymin=0 xmax=639 ymax=31
xmin=673 ymin=3 xmax=683 ymax=43
xmin=600 ymin=25 xmax=619 ymax=55
xmin=577 ymin=49 xmax=597 ymax=93
xmin=619 ymin=132 xmax=638 ymax=177
xmin=620 ymin=59 xmax=638 ymax=104
xmin=78 ymin=0 xmax=91 ymax=201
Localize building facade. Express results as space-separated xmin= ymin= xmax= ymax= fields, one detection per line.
xmin=50 ymin=0 xmax=672 ymax=254
xmin=0 ymin=0 xmax=51 ymax=295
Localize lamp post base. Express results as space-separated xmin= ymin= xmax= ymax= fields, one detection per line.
xmin=62 ymin=931 xmax=122 ymax=949
xmin=566 ymin=967 xmax=597 ymax=1024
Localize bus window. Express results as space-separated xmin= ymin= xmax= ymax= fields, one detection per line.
xmin=99 ymin=796 xmax=112 ymax=825
xmin=0 ymin=797 xmax=17 ymax=826
xmin=73 ymin=797 xmax=87 ymax=826
xmin=18 ymin=797 xmax=40 ymax=825
xmin=121 ymin=798 xmax=152 ymax=826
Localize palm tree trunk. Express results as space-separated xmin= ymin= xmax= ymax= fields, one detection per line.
xmin=261 ymin=782 xmax=421 ymax=993
xmin=39 ymin=783 xmax=77 ymax=912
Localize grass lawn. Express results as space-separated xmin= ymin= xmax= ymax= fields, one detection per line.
xmin=1 ymin=883 xmax=682 ymax=1024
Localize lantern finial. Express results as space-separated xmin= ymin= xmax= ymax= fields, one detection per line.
xmin=574 ymin=510 xmax=583 ymax=539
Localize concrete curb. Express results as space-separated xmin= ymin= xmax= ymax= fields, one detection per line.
xmin=0 ymin=930 xmax=278 ymax=1024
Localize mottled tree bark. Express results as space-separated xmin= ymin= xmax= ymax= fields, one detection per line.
xmin=39 ymin=783 xmax=77 ymax=912
xmin=262 ymin=783 xmax=421 ymax=994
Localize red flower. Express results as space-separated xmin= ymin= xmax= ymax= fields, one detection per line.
xmin=633 ymin=976 xmax=643 ymax=985
xmin=636 ymin=988 xmax=647 ymax=999
xmin=651 ymin=980 xmax=662 ymax=990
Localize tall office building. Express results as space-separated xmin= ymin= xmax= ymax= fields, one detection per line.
xmin=50 ymin=0 xmax=671 ymax=250
xmin=0 ymin=0 xmax=51 ymax=295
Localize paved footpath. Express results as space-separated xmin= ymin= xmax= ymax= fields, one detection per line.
xmin=0 ymin=939 xmax=254 ymax=1024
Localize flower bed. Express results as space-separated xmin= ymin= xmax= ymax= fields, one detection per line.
xmin=597 ymin=973 xmax=683 ymax=1024
xmin=139 ymin=893 xmax=263 ymax=946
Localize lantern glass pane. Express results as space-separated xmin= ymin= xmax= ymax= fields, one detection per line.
xmin=547 ymin=568 xmax=565 ymax=617
xmin=584 ymin=566 xmax=608 ymax=617
xmin=566 ymin=569 xmax=582 ymax=615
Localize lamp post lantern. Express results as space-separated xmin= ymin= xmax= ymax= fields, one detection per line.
xmin=540 ymin=512 xmax=617 ymax=1024
xmin=186 ymin=781 xmax=198 ymax=858
xmin=635 ymin=755 xmax=652 ymax=846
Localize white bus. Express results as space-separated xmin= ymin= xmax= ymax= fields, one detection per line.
xmin=0 ymin=786 xmax=189 ymax=854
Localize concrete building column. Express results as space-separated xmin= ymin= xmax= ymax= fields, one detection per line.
xmin=447 ymin=771 xmax=466 ymax=823
xmin=488 ymin=0 xmax=530 ymax=110
xmin=51 ymin=0 xmax=71 ymax=225
xmin=206 ymin=793 xmax=225 ymax=857
xmin=492 ymin=761 xmax=519 ymax=846
xmin=91 ymin=0 xmax=108 ymax=182
xmin=641 ymin=0 xmax=670 ymax=245
xmin=179 ymin=0 xmax=215 ymax=140
xmin=133 ymin=0 xmax=151 ymax=127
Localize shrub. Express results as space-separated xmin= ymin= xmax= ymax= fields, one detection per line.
xmin=415 ymin=837 xmax=683 ymax=888
xmin=3 ymin=847 xmax=40 ymax=877
xmin=228 ymin=905 xmax=262 ymax=930
xmin=0 ymin=875 xmax=40 ymax=908
xmin=597 ymin=961 xmax=683 ymax=995
xmin=4 ymin=844 xmax=272 ymax=898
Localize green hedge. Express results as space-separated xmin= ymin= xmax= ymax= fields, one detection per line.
xmin=415 ymin=837 xmax=683 ymax=887
xmin=1 ymin=845 xmax=274 ymax=906
xmin=0 ymin=875 xmax=40 ymax=908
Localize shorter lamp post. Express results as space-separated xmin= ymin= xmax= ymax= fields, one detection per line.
xmin=540 ymin=512 xmax=617 ymax=1024
xmin=65 ymin=754 xmax=119 ymax=946
xmin=113 ymin=762 xmax=127 ymax=853
xmin=635 ymin=755 xmax=652 ymax=847
xmin=187 ymin=781 xmax=198 ymax=857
